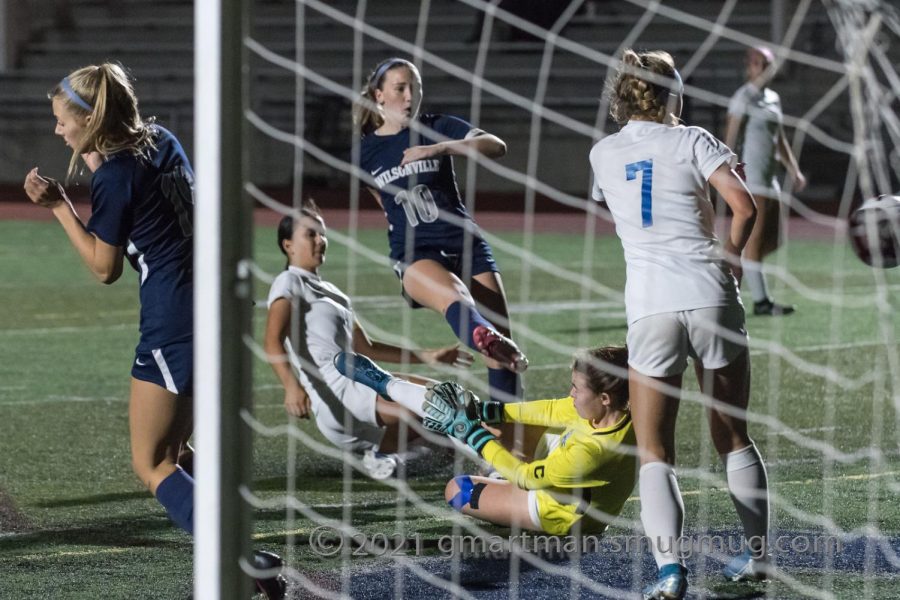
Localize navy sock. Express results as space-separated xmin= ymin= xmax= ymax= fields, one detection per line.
xmin=444 ymin=301 xmax=492 ymax=351
xmin=488 ymin=367 xmax=521 ymax=403
xmin=156 ymin=467 xmax=194 ymax=535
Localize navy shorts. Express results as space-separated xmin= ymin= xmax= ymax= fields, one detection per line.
xmin=392 ymin=238 xmax=499 ymax=308
xmin=131 ymin=340 xmax=193 ymax=396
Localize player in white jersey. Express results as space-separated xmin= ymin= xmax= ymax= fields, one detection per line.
xmin=726 ymin=46 xmax=807 ymax=316
xmin=590 ymin=50 xmax=772 ymax=599
xmin=263 ymin=200 xmax=473 ymax=478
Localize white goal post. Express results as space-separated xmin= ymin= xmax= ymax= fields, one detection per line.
xmin=195 ymin=0 xmax=254 ymax=598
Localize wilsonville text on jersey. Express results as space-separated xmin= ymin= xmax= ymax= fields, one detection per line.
xmin=373 ymin=159 xmax=442 ymax=188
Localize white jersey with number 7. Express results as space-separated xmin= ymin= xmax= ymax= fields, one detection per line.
xmin=589 ymin=120 xmax=742 ymax=325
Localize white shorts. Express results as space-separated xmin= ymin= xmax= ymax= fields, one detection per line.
xmin=311 ymin=380 xmax=385 ymax=452
xmin=627 ymin=304 xmax=748 ymax=377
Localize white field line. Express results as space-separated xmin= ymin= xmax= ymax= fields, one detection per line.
xmin=35 ymin=309 xmax=136 ymax=320
xmin=0 ymin=547 xmax=134 ymax=559
xmin=0 ymin=323 xmax=133 ymax=336
xmin=0 ymin=395 xmax=124 ymax=406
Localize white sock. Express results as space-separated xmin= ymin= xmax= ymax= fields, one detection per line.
xmin=721 ymin=444 xmax=770 ymax=557
xmin=385 ymin=379 xmax=427 ymax=418
xmin=741 ymin=259 xmax=769 ymax=303
xmin=639 ymin=462 xmax=685 ymax=569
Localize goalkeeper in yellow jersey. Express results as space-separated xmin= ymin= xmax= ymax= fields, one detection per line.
xmin=334 ymin=346 xmax=637 ymax=536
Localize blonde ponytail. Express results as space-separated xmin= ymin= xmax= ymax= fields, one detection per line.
xmin=50 ymin=63 xmax=155 ymax=180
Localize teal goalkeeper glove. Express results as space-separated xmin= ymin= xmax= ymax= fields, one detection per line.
xmin=475 ymin=399 xmax=503 ymax=425
xmin=422 ymin=381 xmax=478 ymax=438
xmin=422 ymin=382 xmax=496 ymax=454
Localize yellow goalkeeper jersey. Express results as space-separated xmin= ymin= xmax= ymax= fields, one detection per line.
xmin=480 ymin=397 xmax=637 ymax=531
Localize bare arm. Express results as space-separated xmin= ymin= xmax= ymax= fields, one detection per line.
xmin=23 ymin=168 xmax=123 ymax=284
xmin=351 ymin=319 xmax=473 ymax=368
xmin=264 ymin=298 xmax=311 ymax=418
xmin=776 ymin=126 xmax=807 ymax=191
xmin=708 ymin=163 xmax=757 ymax=281
xmin=400 ymin=132 xmax=507 ymax=167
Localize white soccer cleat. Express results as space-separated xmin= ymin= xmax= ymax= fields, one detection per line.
xmin=722 ymin=551 xmax=773 ymax=582
xmin=362 ymin=449 xmax=398 ymax=480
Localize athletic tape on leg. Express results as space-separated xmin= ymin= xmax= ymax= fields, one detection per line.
xmin=449 ymin=475 xmax=475 ymax=510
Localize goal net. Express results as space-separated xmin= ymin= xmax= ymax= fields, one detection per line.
xmin=196 ymin=0 xmax=900 ymax=598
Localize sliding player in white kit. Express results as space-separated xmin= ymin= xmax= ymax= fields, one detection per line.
xmin=264 ymin=201 xmax=473 ymax=479
xmin=589 ymin=50 xmax=771 ymax=599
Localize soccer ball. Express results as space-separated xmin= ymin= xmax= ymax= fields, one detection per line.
xmin=849 ymin=195 xmax=900 ymax=268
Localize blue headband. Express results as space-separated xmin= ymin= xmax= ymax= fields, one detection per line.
xmin=61 ymin=77 xmax=92 ymax=111
xmin=370 ymin=58 xmax=409 ymax=88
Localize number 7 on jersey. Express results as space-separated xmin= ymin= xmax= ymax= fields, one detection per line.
xmin=625 ymin=159 xmax=653 ymax=227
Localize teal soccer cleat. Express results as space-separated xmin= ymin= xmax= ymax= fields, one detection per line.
xmin=333 ymin=351 xmax=393 ymax=399
xmin=643 ymin=563 xmax=688 ymax=600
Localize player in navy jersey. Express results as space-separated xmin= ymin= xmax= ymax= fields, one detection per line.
xmin=23 ymin=63 xmax=284 ymax=598
xmin=354 ymin=57 xmax=528 ymax=410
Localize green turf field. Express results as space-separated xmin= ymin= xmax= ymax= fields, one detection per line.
xmin=0 ymin=219 xmax=897 ymax=599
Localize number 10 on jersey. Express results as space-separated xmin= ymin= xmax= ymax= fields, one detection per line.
xmin=625 ymin=159 xmax=653 ymax=228
xmin=394 ymin=184 xmax=439 ymax=227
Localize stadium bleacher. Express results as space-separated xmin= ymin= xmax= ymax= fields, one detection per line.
xmin=0 ymin=0 xmax=854 ymax=207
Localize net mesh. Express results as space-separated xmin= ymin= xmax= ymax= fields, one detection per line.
xmin=236 ymin=1 xmax=900 ymax=597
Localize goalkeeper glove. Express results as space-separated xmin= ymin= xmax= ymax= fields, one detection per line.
xmin=421 ymin=381 xmax=497 ymax=455
xmin=422 ymin=381 xmax=478 ymax=438
xmin=463 ymin=427 xmax=495 ymax=455
xmin=475 ymin=399 xmax=503 ymax=425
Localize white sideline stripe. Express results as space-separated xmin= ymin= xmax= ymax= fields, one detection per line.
xmin=0 ymin=395 xmax=122 ymax=406
xmin=152 ymin=348 xmax=178 ymax=394
xmin=0 ymin=547 xmax=132 ymax=559
xmin=36 ymin=309 xmax=136 ymax=320
xmin=0 ymin=323 xmax=133 ymax=336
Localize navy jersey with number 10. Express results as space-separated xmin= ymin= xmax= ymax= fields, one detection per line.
xmin=359 ymin=113 xmax=483 ymax=261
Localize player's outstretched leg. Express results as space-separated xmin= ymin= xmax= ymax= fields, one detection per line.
xmin=472 ymin=325 xmax=528 ymax=374
xmin=252 ymin=550 xmax=287 ymax=600
xmin=333 ymin=351 xmax=393 ymax=398
xmin=642 ymin=563 xmax=688 ymax=600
